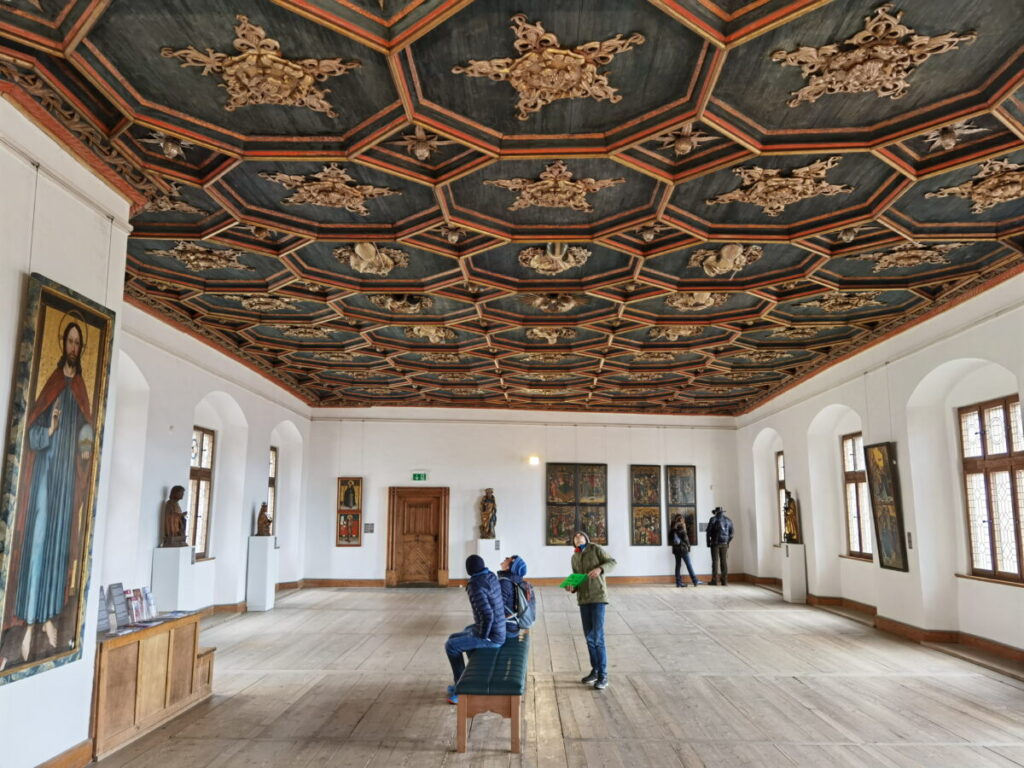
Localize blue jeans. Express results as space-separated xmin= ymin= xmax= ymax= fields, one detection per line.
xmin=674 ymin=551 xmax=698 ymax=584
xmin=579 ymin=603 xmax=607 ymax=679
xmin=445 ymin=625 xmax=501 ymax=684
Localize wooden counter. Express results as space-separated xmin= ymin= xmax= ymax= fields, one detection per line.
xmin=92 ymin=611 xmax=215 ymax=759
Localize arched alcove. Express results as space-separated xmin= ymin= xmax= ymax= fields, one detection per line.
xmin=192 ymin=391 xmax=248 ymax=605
xmin=751 ymin=427 xmax=784 ymax=578
xmin=806 ymin=403 xmax=866 ymax=599
xmin=269 ymin=419 xmax=303 ymax=582
xmin=906 ymin=357 xmax=1020 ymax=632
xmin=102 ymin=351 xmax=150 ymax=587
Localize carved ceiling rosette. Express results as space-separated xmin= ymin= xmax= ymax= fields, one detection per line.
xmin=522 ymin=293 xmax=588 ymax=313
xmin=525 ymin=327 xmax=577 ymax=345
xmin=143 ymin=183 xmax=206 ymax=215
xmin=730 ymin=350 xmax=789 ymax=363
xmin=389 ymin=125 xmax=457 ymax=161
xmin=925 ymin=159 xmax=1024 ymax=213
xmin=437 ymin=372 xmax=476 ymax=381
xmin=405 ymin=325 xmax=456 ymax=344
xmin=631 ymin=351 xmax=677 ymax=362
xmin=707 ymin=157 xmax=853 ymax=216
xmin=923 ymin=121 xmax=988 ymax=153
xmin=518 ymin=243 xmax=591 ymax=275
xmin=278 ymin=325 xmax=333 ymax=339
xmin=798 ymin=291 xmax=884 ymax=312
xmin=421 ymin=352 xmax=463 ymax=363
xmin=688 ymin=244 xmax=764 ymax=277
xmin=848 ymin=242 xmax=964 ymax=272
xmin=368 ymin=294 xmax=434 ymax=314
xmin=664 ymin=291 xmax=730 ymax=311
xmin=625 ymin=372 xmax=665 ymax=381
xmin=486 ymin=161 xmax=624 ymax=212
xmin=161 ymin=15 xmax=361 ymax=117
xmin=769 ymin=326 xmax=822 ymax=339
xmin=517 ymin=352 xmax=570 ymax=363
xmin=260 ymin=164 xmax=399 ymax=215
xmin=314 ymin=351 xmax=356 ymax=362
xmin=654 ymin=122 xmax=716 ymax=156
xmin=229 ymin=294 xmax=295 ymax=312
xmin=146 ymin=241 xmax=253 ymax=272
xmin=452 ymin=14 xmax=645 ymax=120
xmin=334 ymin=243 xmax=410 ymax=276
xmin=648 ymin=325 xmax=703 ymax=341
xmin=771 ymin=4 xmax=975 ymax=107
xmin=520 ymin=372 xmax=576 ymax=381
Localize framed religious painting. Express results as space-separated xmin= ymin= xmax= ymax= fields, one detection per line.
xmin=578 ymin=505 xmax=608 ymax=545
xmin=863 ymin=442 xmax=909 ymax=572
xmin=545 ymin=463 xmax=608 ymax=545
xmin=0 ymin=274 xmax=115 ymax=685
xmin=630 ymin=465 xmax=662 ymax=545
xmin=666 ymin=465 xmax=698 ymax=545
xmin=546 ymin=463 xmax=576 ymax=505
xmin=336 ymin=477 xmax=362 ymax=546
xmin=546 ymin=505 xmax=576 ymax=546
xmin=577 ymin=464 xmax=607 ymax=504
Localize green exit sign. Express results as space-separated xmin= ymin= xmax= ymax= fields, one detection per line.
xmin=411 ymin=471 xmax=429 ymax=481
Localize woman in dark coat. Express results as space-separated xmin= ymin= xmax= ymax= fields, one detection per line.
xmin=670 ymin=514 xmax=701 ymax=587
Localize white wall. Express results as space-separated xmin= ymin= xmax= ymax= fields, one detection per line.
xmin=736 ymin=273 xmax=1024 ymax=650
xmin=0 ymin=97 xmax=132 ymax=768
xmin=305 ymin=410 xmax=739 ymax=581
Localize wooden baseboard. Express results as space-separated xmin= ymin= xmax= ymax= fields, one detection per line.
xmin=300 ymin=578 xmax=387 ymax=588
xmin=874 ymin=615 xmax=958 ymax=644
xmin=958 ymin=631 xmax=1024 ymax=663
xmin=39 ymin=739 xmax=92 ymax=768
xmin=751 ymin=576 xmax=782 ymax=587
xmin=212 ymin=601 xmax=247 ymax=614
xmin=275 ymin=580 xmax=301 ymax=591
xmin=807 ymin=595 xmax=877 ymax=616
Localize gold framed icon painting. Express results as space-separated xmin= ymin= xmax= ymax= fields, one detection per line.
xmin=665 ymin=465 xmax=697 ymax=545
xmin=863 ymin=442 xmax=909 ymax=572
xmin=630 ymin=465 xmax=662 ymax=545
xmin=336 ymin=477 xmax=362 ymax=546
xmin=0 ymin=274 xmax=115 ymax=685
xmin=545 ymin=463 xmax=607 ymax=545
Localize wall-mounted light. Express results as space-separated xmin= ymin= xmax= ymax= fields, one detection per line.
xmin=528 ymin=455 xmax=540 ymax=466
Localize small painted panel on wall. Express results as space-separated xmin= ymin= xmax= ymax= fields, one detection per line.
xmin=863 ymin=442 xmax=909 ymax=572
xmin=336 ymin=477 xmax=362 ymax=547
xmin=545 ymin=463 xmax=608 ymax=545
xmin=630 ymin=465 xmax=662 ymax=545
xmin=665 ymin=465 xmax=698 ymax=545
xmin=0 ymin=274 xmax=115 ymax=686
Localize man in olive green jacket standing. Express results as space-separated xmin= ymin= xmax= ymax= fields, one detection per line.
xmin=565 ymin=531 xmax=617 ymax=689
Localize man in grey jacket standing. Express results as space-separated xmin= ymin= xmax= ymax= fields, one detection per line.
xmin=706 ymin=507 xmax=734 ymax=586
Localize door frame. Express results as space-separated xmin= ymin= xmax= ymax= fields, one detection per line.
xmin=386 ymin=486 xmax=450 ymax=587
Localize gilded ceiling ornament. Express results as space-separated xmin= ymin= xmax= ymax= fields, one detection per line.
xmin=688 ymin=244 xmax=764 ymax=277
xmin=368 ymin=294 xmax=434 ymax=314
xmin=361 ymin=387 xmax=395 ymax=396
xmin=260 ymin=164 xmax=399 ymax=215
xmin=147 ymin=241 xmax=253 ymax=272
xmin=343 ymin=371 xmax=378 ymax=380
xmin=798 ymin=291 xmax=884 ymax=312
xmin=239 ymin=224 xmax=276 ymax=241
xmin=314 ymin=351 xmax=356 ymax=362
xmin=295 ymin=280 xmax=329 ymax=293
xmin=141 ymin=131 xmax=194 ymax=160
xmin=160 ymin=15 xmax=360 ymax=117
xmin=421 ymin=352 xmax=463 ymax=363
xmin=390 ymin=125 xmax=457 ymax=161
xmin=837 ymin=224 xmax=879 ymax=244
xmin=649 ymin=325 xmax=703 ymax=341
xmin=625 ymin=372 xmax=664 ymax=382
xmin=438 ymin=372 xmax=476 ymax=382
xmin=770 ymin=326 xmax=821 ymax=340
xmin=635 ymin=222 xmax=670 ymax=243
xmin=654 ymin=123 xmax=716 ymax=157
xmin=718 ymin=371 xmax=763 ymax=381
xmin=731 ymin=350 xmax=788 ymax=363
xmin=521 ymin=372 xmax=576 ymax=381
xmin=452 ymin=388 xmax=488 ymax=396
xmin=849 ymin=242 xmax=963 ymax=272
xmin=518 ymin=243 xmax=592 ymax=275
xmin=487 ymin=161 xmax=623 ymax=212
xmin=924 ymin=159 xmax=1024 ymax=213
xmin=405 ymin=325 xmax=456 ymax=344
xmin=279 ymin=325 xmax=333 ymax=339
xmin=142 ymin=279 xmax=183 ymax=292
xmin=665 ymin=291 xmax=730 ymax=311
xmin=518 ymin=352 xmax=570 ymax=363
xmin=439 ymin=225 xmax=467 ymax=245
xmin=143 ymin=183 xmax=206 ymax=214
xmin=707 ymin=157 xmax=852 ymax=216
xmin=923 ymin=120 xmax=988 ymax=153
xmin=770 ymin=5 xmax=976 ymax=107
xmin=334 ymin=243 xmax=410 ymax=276
xmin=526 ymin=327 xmax=577 ymax=345
xmin=452 ymin=14 xmax=645 ymax=120
xmin=522 ymin=293 xmax=588 ymax=313
xmin=631 ymin=351 xmax=676 ymax=362
xmin=230 ymin=294 xmax=295 ymax=312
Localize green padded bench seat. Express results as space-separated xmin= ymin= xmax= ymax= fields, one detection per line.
xmin=454 ymin=631 xmax=530 ymax=753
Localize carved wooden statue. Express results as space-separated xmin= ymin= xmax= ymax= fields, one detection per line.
xmin=479 ymin=488 xmax=497 ymax=539
xmin=162 ymin=485 xmax=188 ymax=547
xmin=783 ymin=491 xmax=801 ymax=544
xmin=256 ymin=502 xmax=273 ymax=537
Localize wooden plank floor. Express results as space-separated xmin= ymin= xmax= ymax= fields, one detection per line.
xmin=96 ymin=585 xmax=1024 ymax=768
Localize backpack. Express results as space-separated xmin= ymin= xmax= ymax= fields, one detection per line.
xmin=502 ymin=577 xmax=537 ymax=629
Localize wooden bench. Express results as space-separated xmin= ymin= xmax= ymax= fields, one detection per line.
xmin=454 ymin=631 xmax=530 ymax=753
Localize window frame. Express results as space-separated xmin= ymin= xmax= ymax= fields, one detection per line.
xmin=957 ymin=395 xmax=1023 ymax=583
xmin=267 ymin=445 xmax=279 ymax=524
xmin=840 ymin=432 xmax=873 ymax=560
xmin=188 ymin=426 xmax=216 ymax=559
xmin=775 ymin=451 xmax=786 ymax=543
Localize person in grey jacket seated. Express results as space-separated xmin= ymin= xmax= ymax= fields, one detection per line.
xmin=445 ymin=554 xmax=506 ymax=704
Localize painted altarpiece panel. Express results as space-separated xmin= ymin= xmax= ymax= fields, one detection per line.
xmin=665 ymin=465 xmax=698 ymax=546
xmin=545 ymin=463 xmax=607 ymax=545
xmin=336 ymin=476 xmax=363 ymax=546
xmin=630 ymin=465 xmax=662 ymax=545
xmin=863 ymin=442 xmax=909 ymax=572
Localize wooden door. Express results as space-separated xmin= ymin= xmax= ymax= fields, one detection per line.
xmin=386 ymin=487 xmax=449 ymax=587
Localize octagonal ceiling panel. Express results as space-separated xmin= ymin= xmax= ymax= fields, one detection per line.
xmin=466 ymin=242 xmax=635 ymax=291
xmin=283 ymin=241 xmax=459 ymax=292
xmin=769 ymin=289 xmax=925 ymax=325
xmin=640 ymin=242 xmax=823 ymax=291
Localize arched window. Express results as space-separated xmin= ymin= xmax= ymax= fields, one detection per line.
xmin=775 ymin=451 xmax=786 ymax=542
xmin=188 ymin=426 xmax=215 ymax=558
xmin=267 ymin=446 xmax=279 ymax=522
xmin=840 ymin=433 xmax=872 ymax=559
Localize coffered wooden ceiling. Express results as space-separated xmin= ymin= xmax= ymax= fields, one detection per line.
xmin=2 ymin=0 xmax=1022 ymax=414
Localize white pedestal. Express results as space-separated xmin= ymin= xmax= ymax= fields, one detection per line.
xmin=246 ymin=536 xmax=279 ymax=612
xmin=151 ymin=547 xmax=195 ymax=612
xmin=781 ymin=543 xmax=807 ymax=604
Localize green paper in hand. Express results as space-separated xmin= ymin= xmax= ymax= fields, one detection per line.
xmin=559 ymin=573 xmax=589 ymax=588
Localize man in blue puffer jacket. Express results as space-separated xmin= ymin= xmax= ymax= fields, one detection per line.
xmin=497 ymin=554 xmax=529 ymax=635
xmin=444 ymin=554 xmax=506 ymax=704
